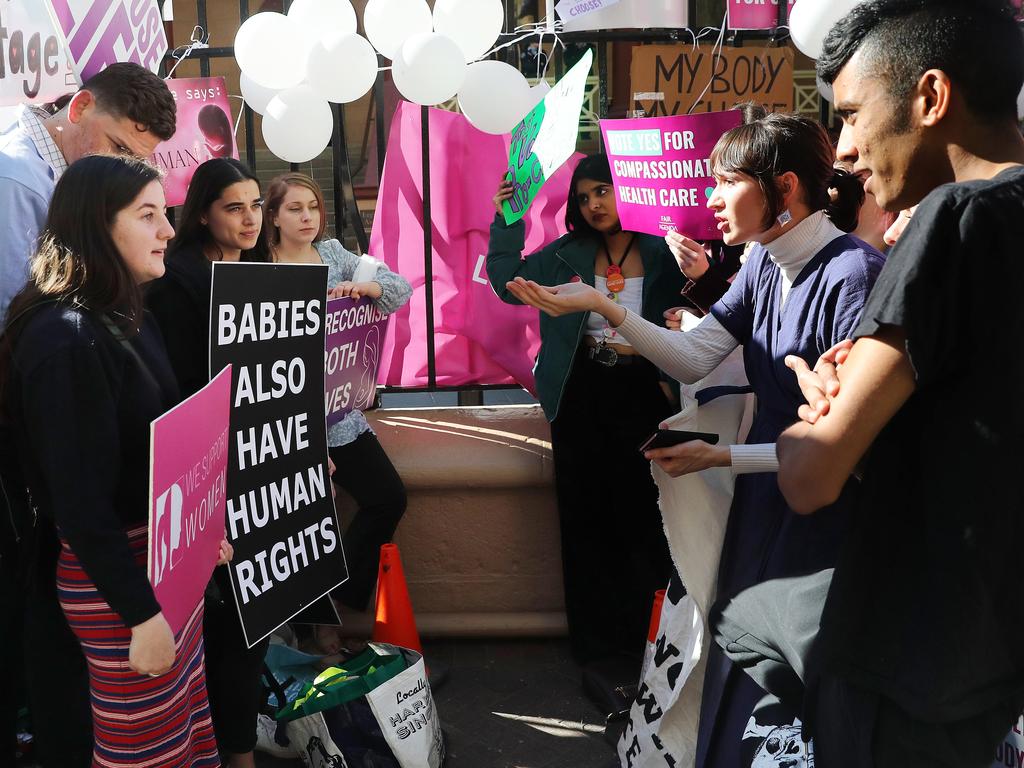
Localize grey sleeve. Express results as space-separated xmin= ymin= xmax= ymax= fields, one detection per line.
xmin=368 ymin=260 xmax=413 ymax=315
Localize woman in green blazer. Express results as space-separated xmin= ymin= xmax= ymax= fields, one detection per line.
xmin=487 ymin=154 xmax=688 ymax=667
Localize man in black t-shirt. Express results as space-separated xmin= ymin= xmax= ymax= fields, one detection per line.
xmin=713 ymin=1 xmax=1024 ymax=766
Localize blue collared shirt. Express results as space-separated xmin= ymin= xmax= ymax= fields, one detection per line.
xmin=0 ymin=106 xmax=64 ymax=326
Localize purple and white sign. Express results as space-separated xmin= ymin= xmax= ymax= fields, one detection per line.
xmin=324 ymin=296 xmax=390 ymax=428
xmin=601 ymin=111 xmax=742 ymax=240
xmin=0 ymin=1 xmax=76 ymax=106
xmin=727 ymin=0 xmax=796 ymax=30
xmin=47 ymin=0 xmax=167 ymax=82
xmin=555 ymin=0 xmax=621 ymax=23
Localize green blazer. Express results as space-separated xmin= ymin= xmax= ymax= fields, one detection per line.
xmin=487 ymin=217 xmax=687 ymax=421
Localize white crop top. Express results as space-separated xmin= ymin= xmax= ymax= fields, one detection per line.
xmin=584 ymin=275 xmax=643 ymax=346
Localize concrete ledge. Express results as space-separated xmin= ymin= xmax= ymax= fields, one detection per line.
xmin=335 ymin=406 xmax=567 ymax=637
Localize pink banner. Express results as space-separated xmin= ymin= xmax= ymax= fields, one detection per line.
xmin=47 ymin=0 xmax=167 ymax=82
xmin=370 ymin=102 xmax=583 ymax=391
xmin=148 ymin=365 xmax=231 ymax=636
xmin=727 ymin=0 xmax=796 ymax=30
xmin=151 ymin=77 xmax=238 ymax=208
xmin=601 ymin=111 xmax=742 ymax=240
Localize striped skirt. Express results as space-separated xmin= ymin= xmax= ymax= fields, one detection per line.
xmin=57 ymin=525 xmax=221 ymax=767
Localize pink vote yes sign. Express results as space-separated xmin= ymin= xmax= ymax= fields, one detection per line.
xmin=601 ymin=111 xmax=742 ymax=240
xmin=148 ymin=365 xmax=231 ymax=636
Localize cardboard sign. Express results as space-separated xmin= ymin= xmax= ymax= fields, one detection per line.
xmin=324 ymin=296 xmax=389 ymax=428
xmin=630 ymin=45 xmax=793 ymax=117
xmin=502 ymin=48 xmax=592 ymax=225
xmin=210 ymin=262 xmax=348 ymax=648
xmin=47 ymin=0 xmax=167 ymax=82
xmin=148 ymin=365 xmax=231 ymax=635
xmin=727 ymin=0 xmax=796 ymax=30
xmin=152 ymin=77 xmax=238 ymax=207
xmin=601 ymin=111 xmax=742 ymax=239
xmin=0 ymin=1 xmax=75 ymax=105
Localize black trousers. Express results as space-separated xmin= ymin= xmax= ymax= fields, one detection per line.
xmin=203 ymin=566 xmax=271 ymax=755
xmin=18 ymin=527 xmax=92 ymax=768
xmin=711 ymin=570 xmax=1023 ymax=768
xmin=549 ymin=352 xmax=674 ymax=664
xmin=329 ymin=432 xmax=407 ymax=612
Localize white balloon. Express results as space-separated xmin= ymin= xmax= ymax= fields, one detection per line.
xmin=1018 ymin=81 xmax=1024 ymax=120
xmin=392 ymin=32 xmax=467 ymax=106
xmin=239 ymin=72 xmax=280 ymax=115
xmin=457 ymin=61 xmax=532 ymax=134
xmin=234 ymin=12 xmax=308 ymax=89
xmin=306 ymin=32 xmax=379 ymax=103
xmin=433 ymin=0 xmax=504 ymax=62
xmin=288 ymin=0 xmax=356 ymax=46
xmin=528 ymin=81 xmax=551 ymax=110
xmin=789 ymin=0 xmax=862 ymax=60
xmin=262 ymin=85 xmax=334 ymax=163
xmin=364 ymin=0 xmax=432 ymax=59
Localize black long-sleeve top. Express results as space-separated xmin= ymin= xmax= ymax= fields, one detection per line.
xmin=145 ymin=246 xmax=212 ymax=400
xmin=8 ymin=305 xmax=180 ymax=626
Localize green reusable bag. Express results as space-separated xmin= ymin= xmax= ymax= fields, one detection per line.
xmin=276 ymin=644 xmax=407 ymax=722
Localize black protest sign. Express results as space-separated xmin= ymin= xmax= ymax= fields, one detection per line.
xmin=630 ymin=45 xmax=794 ymax=117
xmin=210 ymin=262 xmax=348 ymax=648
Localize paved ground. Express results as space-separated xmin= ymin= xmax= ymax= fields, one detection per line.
xmin=256 ymin=638 xmax=619 ymax=768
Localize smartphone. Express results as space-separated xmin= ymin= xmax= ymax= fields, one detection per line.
xmin=639 ymin=429 xmax=720 ymax=452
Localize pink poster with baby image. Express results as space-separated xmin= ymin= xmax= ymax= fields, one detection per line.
xmin=148 ymin=365 xmax=231 ymax=636
xmin=601 ymin=111 xmax=742 ymax=240
xmin=151 ymin=77 xmax=238 ymax=207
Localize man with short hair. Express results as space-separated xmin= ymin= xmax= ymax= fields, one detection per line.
xmin=0 ymin=62 xmax=175 ymax=767
xmin=712 ymin=1 xmax=1024 ymax=765
xmin=0 ymin=61 xmax=176 ymax=323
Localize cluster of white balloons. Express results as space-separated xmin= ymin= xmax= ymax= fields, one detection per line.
xmin=235 ymin=0 xmax=541 ymax=161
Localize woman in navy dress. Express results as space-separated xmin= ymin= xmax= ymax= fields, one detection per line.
xmin=506 ymin=113 xmax=885 ymax=766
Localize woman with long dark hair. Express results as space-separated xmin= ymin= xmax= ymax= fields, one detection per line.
xmin=487 ymin=154 xmax=688 ymax=667
xmin=506 ymin=113 xmax=884 ymax=765
xmin=0 ymin=154 xmax=228 ymax=767
xmin=146 ymin=157 xmax=269 ymax=768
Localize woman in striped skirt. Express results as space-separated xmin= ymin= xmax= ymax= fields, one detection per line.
xmin=0 ymin=155 xmax=231 ymax=767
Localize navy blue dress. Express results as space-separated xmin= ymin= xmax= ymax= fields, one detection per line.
xmin=695 ymin=236 xmax=885 ymax=767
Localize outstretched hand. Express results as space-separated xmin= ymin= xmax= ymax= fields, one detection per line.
xmin=644 ymin=437 xmax=729 ymax=477
xmin=504 ymin=277 xmax=608 ymax=318
xmin=785 ymin=340 xmax=853 ymax=424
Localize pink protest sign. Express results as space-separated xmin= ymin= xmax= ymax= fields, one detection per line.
xmin=727 ymin=0 xmax=796 ymax=30
xmin=324 ymin=296 xmax=390 ymax=428
xmin=47 ymin=0 xmax=167 ymax=82
xmin=152 ymin=78 xmax=238 ymax=207
xmin=148 ymin=365 xmax=231 ymax=636
xmin=601 ymin=111 xmax=742 ymax=240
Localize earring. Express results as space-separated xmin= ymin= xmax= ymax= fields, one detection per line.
xmin=776 ymin=209 xmax=792 ymax=227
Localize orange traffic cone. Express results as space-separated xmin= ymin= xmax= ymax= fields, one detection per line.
xmin=372 ymin=543 xmax=423 ymax=654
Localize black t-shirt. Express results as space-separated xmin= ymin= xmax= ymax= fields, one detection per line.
xmin=9 ymin=306 xmax=179 ymax=626
xmin=818 ymin=166 xmax=1024 ymax=721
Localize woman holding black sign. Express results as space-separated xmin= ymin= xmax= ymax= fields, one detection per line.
xmin=264 ymin=172 xmax=412 ymax=619
xmin=146 ymin=157 xmax=271 ymax=768
xmin=488 ymin=154 xmax=688 ymax=668
xmin=0 ymin=154 xmax=230 ymax=767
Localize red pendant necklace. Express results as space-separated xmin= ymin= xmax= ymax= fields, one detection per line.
xmin=603 ymin=233 xmax=637 ymax=299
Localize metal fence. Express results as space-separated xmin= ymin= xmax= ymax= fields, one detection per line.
xmin=164 ymin=0 xmax=813 ymax=401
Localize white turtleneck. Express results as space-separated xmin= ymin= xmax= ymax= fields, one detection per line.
xmin=765 ymin=210 xmax=845 ymax=307
xmin=615 ymin=210 xmax=844 ymax=475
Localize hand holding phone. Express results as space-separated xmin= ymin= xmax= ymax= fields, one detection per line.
xmin=638 ymin=429 xmax=720 ymax=453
